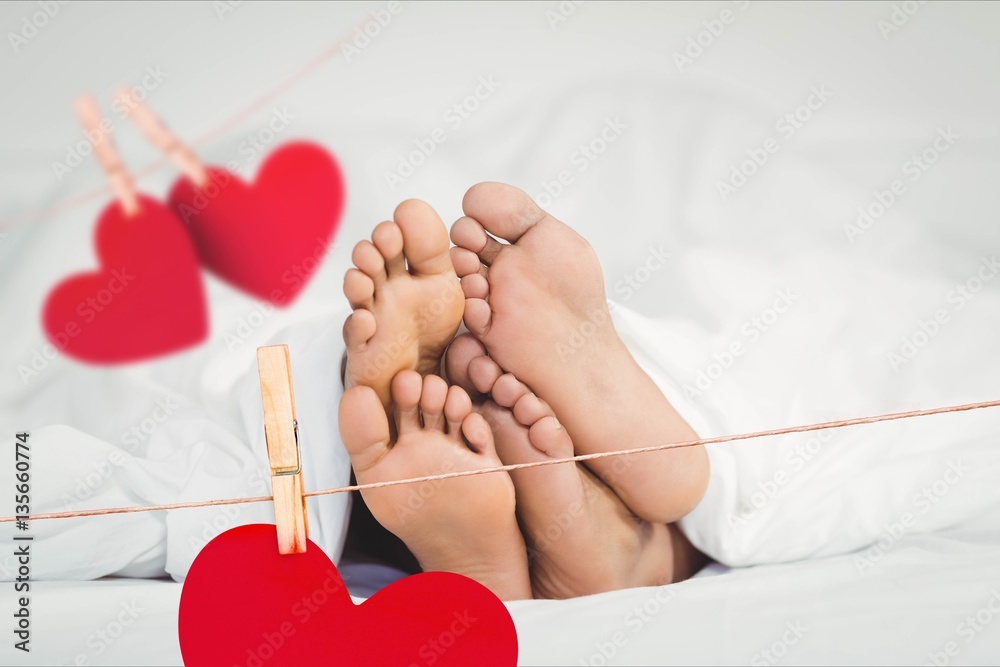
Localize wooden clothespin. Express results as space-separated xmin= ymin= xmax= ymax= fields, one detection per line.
xmin=257 ymin=344 xmax=309 ymax=554
xmin=116 ymin=88 xmax=209 ymax=188
xmin=74 ymin=94 xmax=140 ymax=217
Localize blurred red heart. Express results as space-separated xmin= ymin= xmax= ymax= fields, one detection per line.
xmin=168 ymin=141 xmax=345 ymax=305
xmin=179 ymin=524 xmax=518 ymax=667
xmin=42 ymin=195 xmax=207 ymax=363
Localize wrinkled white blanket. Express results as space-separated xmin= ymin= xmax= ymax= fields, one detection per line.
xmin=617 ymin=249 xmax=1000 ymax=565
xmin=5 ymin=248 xmax=999 ymax=584
xmin=0 ymin=309 xmax=352 ymax=582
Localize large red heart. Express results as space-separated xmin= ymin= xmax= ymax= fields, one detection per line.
xmin=167 ymin=141 xmax=345 ymax=305
xmin=42 ymin=195 xmax=207 ymax=363
xmin=179 ymin=524 xmax=518 ymax=666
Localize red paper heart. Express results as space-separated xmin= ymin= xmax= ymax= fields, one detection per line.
xmin=42 ymin=195 xmax=207 ymax=363
xmin=179 ymin=525 xmax=518 ymax=666
xmin=167 ymin=141 xmax=345 ymax=305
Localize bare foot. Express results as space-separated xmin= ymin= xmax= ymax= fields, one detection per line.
xmin=343 ymin=200 xmax=464 ymax=411
xmin=339 ymin=370 xmax=531 ymax=600
xmin=449 ymin=183 xmax=709 ymax=525
xmin=449 ymin=345 xmax=677 ymax=599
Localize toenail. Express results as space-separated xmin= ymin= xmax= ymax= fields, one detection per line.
xmin=552 ymin=418 xmax=561 ymax=430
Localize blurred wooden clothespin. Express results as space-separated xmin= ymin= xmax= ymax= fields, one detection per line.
xmin=257 ymin=344 xmax=309 ymax=554
xmin=74 ymin=94 xmax=140 ymax=217
xmin=116 ymin=87 xmax=209 ymax=188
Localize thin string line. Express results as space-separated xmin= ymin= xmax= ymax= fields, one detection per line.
xmin=4 ymin=398 xmax=998 ymax=524
xmin=0 ymin=15 xmax=362 ymax=231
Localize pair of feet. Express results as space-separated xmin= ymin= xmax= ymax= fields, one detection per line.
xmin=338 ymin=183 xmax=709 ymax=600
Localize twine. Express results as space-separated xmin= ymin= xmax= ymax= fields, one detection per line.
xmin=3 ymin=398 xmax=997 ymax=524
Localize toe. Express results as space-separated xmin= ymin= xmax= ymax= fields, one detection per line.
xmin=391 ymin=370 xmax=423 ymax=435
xmin=443 ymin=333 xmax=488 ymax=393
xmin=476 ymin=401 xmax=521 ymax=459
xmin=461 ymin=273 xmax=490 ymax=300
xmin=468 ymin=355 xmax=503 ymax=395
xmin=528 ymin=416 xmax=573 ymax=459
xmin=419 ymin=374 xmax=448 ymax=432
xmin=450 ymin=247 xmax=487 ymax=279
xmin=513 ymin=392 xmax=552 ymax=427
xmin=492 ymin=373 xmax=531 ymax=409
xmin=352 ymin=240 xmax=387 ymax=286
xmin=444 ymin=385 xmax=473 ymax=440
xmin=451 ymin=216 xmax=504 ymax=265
xmin=343 ymin=268 xmax=375 ymax=310
xmin=481 ymin=401 xmax=546 ymax=466
xmin=462 ymin=182 xmax=546 ymax=243
xmin=461 ymin=412 xmax=495 ymax=456
xmin=463 ymin=298 xmax=493 ymax=338
xmin=372 ymin=220 xmax=406 ymax=276
xmin=394 ymin=199 xmax=454 ymax=276
xmin=343 ymin=309 xmax=376 ymax=352
xmin=339 ymin=385 xmax=391 ymax=472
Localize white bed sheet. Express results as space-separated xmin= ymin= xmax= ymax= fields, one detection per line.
xmin=10 ymin=518 xmax=1000 ymax=666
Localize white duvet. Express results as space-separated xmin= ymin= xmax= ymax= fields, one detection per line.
xmin=5 ymin=252 xmax=1000 ymax=584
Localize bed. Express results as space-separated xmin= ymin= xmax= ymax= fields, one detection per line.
xmin=2 ymin=2 xmax=999 ymax=665
xmin=20 ymin=519 xmax=1000 ymax=665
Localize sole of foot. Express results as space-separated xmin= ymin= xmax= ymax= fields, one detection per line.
xmin=339 ymin=370 xmax=531 ymax=601
xmin=465 ymin=357 xmax=676 ymax=599
xmin=449 ymin=183 xmax=709 ymax=524
xmin=343 ymin=199 xmax=464 ymax=412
